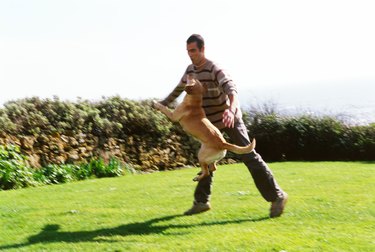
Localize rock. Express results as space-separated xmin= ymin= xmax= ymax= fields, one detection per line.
xmin=67 ymin=150 xmax=80 ymax=161
xmin=0 ymin=130 xmax=203 ymax=172
xmin=37 ymin=135 xmax=49 ymax=144
xmin=60 ymin=135 xmax=69 ymax=143
xmin=20 ymin=136 xmax=35 ymax=150
xmin=69 ymin=137 xmax=79 ymax=147
xmin=27 ymin=154 xmax=41 ymax=168
xmin=54 ymin=155 xmax=66 ymax=164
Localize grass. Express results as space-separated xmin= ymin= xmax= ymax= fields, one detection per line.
xmin=0 ymin=161 xmax=374 ymax=251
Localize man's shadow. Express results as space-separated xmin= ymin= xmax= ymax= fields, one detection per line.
xmin=0 ymin=214 xmax=269 ymax=250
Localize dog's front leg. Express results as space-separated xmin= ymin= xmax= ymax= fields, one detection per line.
xmin=152 ymin=101 xmax=181 ymax=122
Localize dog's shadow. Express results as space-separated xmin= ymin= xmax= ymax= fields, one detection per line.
xmin=0 ymin=214 xmax=269 ymax=250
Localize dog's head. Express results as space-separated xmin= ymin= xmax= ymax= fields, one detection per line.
xmin=185 ymin=78 xmax=207 ymax=96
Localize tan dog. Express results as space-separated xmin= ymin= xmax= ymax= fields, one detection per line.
xmin=153 ymin=78 xmax=255 ymax=181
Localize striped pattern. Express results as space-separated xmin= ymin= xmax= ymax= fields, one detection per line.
xmin=161 ymin=59 xmax=242 ymax=130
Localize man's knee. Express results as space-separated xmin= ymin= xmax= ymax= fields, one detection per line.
xmin=242 ymin=150 xmax=259 ymax=163
xmin=242 ymin=151 xmax=268 ymax=171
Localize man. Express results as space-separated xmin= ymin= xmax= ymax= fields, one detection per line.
xmin=160 ymin=34 xmax=288 ymax=218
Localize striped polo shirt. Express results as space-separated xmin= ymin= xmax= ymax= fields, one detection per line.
xmin=161 ymin=59 xmax=242 ymax=130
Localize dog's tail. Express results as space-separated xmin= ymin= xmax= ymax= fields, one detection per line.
xmin=223 ymin=138 xmax=256 ymax=154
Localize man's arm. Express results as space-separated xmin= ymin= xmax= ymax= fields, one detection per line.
xmin=160 ymin=83 xmax=184 ymax=106
xmin=212 ymin=63 xmax=239 ymax=128
xmin=228 ymin=93 xmax=238 ymax=115
xmin=222 ymin=93 xmax=238 ymax=128
xmin=160 ymin=69 xmax=189 ymax=106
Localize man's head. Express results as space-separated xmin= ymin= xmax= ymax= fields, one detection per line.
xmin=187 ymin=34 xmax=204 ymax=49
xmin=186 ymin=34 xmax=205 ymax=66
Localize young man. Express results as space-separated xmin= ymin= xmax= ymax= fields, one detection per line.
xmin=160 ymin=34 xmax=288 ymax=218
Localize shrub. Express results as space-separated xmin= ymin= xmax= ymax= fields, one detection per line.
xmin=0 ymin=145 xmax=37 ymax=190
xmin=83 ymin=158 xmax=124 ymax=178
xmin=34 ymin=164 xmax=74 ymax=185
xmin=0 ymin=143 xmax=134 ymax=190
xmin=0 ymin=160 xmax=37 ymax=190
xmin=246 ymin=112 xmax=375 ymax=161
xmin=0 ymin=97 xmax=173 ymax=142
xmin=348 ymin=124 xmax=375 ymax=160
xmin=71 ymin=163 xmax=94 ymax=180
xmin=246 ymin=112 xmax=287 ymax=161
xmin=0 ymin=97 xmax=374 ymax=167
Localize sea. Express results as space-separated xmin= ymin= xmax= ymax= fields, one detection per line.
xmin=239 ymin=82 xmax=375 ymax=126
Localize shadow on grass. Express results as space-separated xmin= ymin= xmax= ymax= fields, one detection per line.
xmin=0 ymin=214 xmax=269 ymax=250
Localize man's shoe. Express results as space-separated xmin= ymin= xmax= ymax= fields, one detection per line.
xmin=184 ymin=202 xmax=211 ymax=215
xmin=270 ymin=192 xmax=288 ymax=218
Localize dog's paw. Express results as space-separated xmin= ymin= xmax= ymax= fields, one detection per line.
xmin=193 ymin=172 xmax=210 ymax=182
xmin=152 ymin=100 xmax=162 ymax=110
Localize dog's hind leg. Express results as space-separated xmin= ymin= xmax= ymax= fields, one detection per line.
xmin=194 ymin=145 xmax=225 ymax=181
xmin=193 ymin=161 xmax=210 ymax=182
xmin=193 ymin=145 xmax=211 ymax=181
xmin=209 ymin=162 xmax=217 ymax=172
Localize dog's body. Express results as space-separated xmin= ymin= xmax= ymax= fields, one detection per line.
xmin=153 ymin=79 xmax=255 ymax=181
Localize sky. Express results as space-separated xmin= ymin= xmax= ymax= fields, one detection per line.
xmin=1 ymin=0 xmax=375 ymax=122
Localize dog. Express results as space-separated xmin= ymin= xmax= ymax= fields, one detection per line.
xmin=153 ymin=78 xmax=255 ymax=181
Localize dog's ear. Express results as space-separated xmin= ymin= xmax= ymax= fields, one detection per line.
xmin=187 ymin=74 xmax=195 ymax=84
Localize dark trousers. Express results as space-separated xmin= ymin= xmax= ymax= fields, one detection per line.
xmin=194 ymin=120 xmax=284 ymax=203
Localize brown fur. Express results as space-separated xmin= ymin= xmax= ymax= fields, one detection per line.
xmin=153 ymin=79 xmax=255 ymax=181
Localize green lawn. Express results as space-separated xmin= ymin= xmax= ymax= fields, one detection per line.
xmin=0 ymin=162 xmax=374 ymax=251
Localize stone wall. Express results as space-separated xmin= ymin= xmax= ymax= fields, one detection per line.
xmin=0 ymin=132 xmax=200 ymax=171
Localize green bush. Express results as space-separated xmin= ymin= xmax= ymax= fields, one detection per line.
xmin=34 ymin=164 xmax=75 ymax=185
xmin=0 ymin=96 xmax=173 ymax=141
xmin=0 ymin=145 xmax=37 ymax=190
xmin=71 ymin=163 xmax=94 ymax=180
xmin=0 ymin=97 xmax=374 ymax=165
xmin=0 ymin=143 xmax=134 ymax=190
xmin=348 ymin=125 xmax=375 ymax=160
xmin=246 ymin=112 xmax=287 ymax=161
xmin=245 ymin=112 xmax=375 ymax=161
xmin=94 ymin=98 xmax=172 ymax=139
xmin=32 ymin=158 xmax=129 ymax=186
xmin=82 ymin=158 xmax=124 ymax=178
xmin=0 ymin=160 xmax=37 ymax=190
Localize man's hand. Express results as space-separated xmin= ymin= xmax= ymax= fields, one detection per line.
xmin=222 ymin=109 xmax=235 ymax=128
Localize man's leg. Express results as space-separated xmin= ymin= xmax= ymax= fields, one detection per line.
xmin=223 ymin=120 xmax=288 ymax=217
xmin=194 ymin=171 xmax=213 ymax=203
xmin=184 ymin=171 xmax=213 ymax=215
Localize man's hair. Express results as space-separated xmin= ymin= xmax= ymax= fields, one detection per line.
xmin=187 ymin=34 xmax=205 ymax=49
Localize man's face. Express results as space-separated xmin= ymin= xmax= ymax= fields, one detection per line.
xmin=187 ymin=42 xmax=204 ymax=65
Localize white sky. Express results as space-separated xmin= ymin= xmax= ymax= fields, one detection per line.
xmin=1 ymin=0 xmax=375 ymax=110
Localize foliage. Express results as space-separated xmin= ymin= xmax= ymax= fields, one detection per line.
xmin=0 ymin=96 xmax=374 ymax=166
xmin=0 ymin=145 xmax=136 ymax=190
xmin=244 ymin=106 xmax=375 ymax=161
xmin=82 ymin=157 xmax=124 ymax=178
xmin=0 ymin=96 xmax=172 ymax=138
xmin=33 ymin=164 xmax=75 ymax=185
xmin=0 ymin=145 xmax=37 ymax=190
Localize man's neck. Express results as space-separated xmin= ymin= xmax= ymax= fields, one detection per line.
xmin=194 ymin=58 xmax=207 ymax=70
